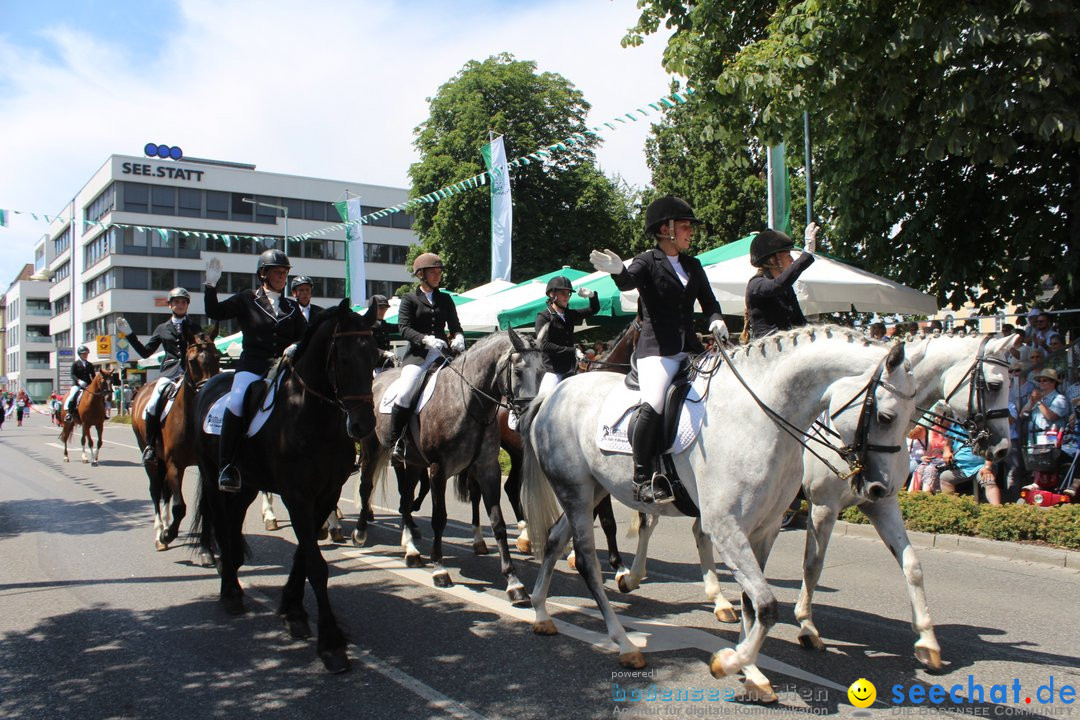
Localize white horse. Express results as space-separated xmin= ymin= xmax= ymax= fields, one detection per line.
xmin=522 ymin=327 xmax=917 ymax=699
xmin=795 ymin=333 xmax=1015 ymax=669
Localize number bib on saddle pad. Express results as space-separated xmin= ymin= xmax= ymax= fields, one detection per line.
xmin=595 ymin=377 xmax=708 ymax=456
xmin=202 ymin=373 xmax=283 ymax=438
xmin=378 ymin=365 xmax=444 ymax=415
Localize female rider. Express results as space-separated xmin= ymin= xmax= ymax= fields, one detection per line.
xmin=534 ymin=275 xmax=599 ymax=397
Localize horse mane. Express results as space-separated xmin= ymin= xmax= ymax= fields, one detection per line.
xmin=293 ymin=303 xmax=346 ymax=360
xmin=725 ymin=324 xmax=883 ymax=365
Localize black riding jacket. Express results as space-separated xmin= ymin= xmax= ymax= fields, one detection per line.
xmin=745 ymin=252 xmax=814 ymax=339
xmin=534 ymin=294 xmax=600 ymax=374
xmin=397 ymin=287 xmax=463 ymax=366
xmin=70 ymin=358 xmax=96 ymax=387
xmin=296 ymin=302 xmax=325 ymax=326
xmin=204 ymin=284 xmax=306 ymax=374
xmin=126 ymin=316 xmax=195 ymax=380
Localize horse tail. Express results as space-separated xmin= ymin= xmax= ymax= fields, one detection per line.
xmin=520 ymin=422 xmax=562 ymax=563
xmin=453 ymin=472 xmax=472 ymax=504
xmin=354 ymin=435 xmax=390 ymax=508
xmin=189 ymin=470 xmax=214 ymax=561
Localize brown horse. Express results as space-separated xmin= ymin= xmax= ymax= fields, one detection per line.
xmin=131 ymin=328 xmax=221 ymax=552
xmin=60 ymin=369 xmax=114 ymax=465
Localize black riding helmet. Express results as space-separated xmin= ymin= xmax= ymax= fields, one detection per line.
xmin=644 ymin=195 xmax=702 ymax=235
xmin=257 ymin=249 xmax=291 ymax=278
xmin=371 ymin=294 xmax=390 ymax=309
xmin=545 ymin=275 xmax=574 ymax=298
xmin=749 ymin=229 xmax=795 ymax=267
xmin=77 ymin=345 xmax=90 ymax=355
xmin=290 ymin=275 xmax=313 ymax=292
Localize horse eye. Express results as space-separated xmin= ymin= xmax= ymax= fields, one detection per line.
xmin=987 ymin=380 xmax=1003 ymax=392
xmin=878 ymin=413 xmax=896 ymax=425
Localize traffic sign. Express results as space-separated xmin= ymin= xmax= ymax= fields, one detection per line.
xmin=116 ymin=350 xmax=130 ymax=363
xmin=97 ymin=334 xmax=112 ymax=357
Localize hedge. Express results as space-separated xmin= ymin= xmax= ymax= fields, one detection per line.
xmin=839 ymin=492 xmax=1080 ymax=550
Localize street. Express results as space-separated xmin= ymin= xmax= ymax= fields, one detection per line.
xmin=0 ymin=420 xmax=1077 ymax=720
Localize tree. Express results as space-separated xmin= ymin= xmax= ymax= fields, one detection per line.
xmin=626 ymin=0 xmax=1080 ymax=310
xmin=407 ymin=54 xmax=638 ymax=291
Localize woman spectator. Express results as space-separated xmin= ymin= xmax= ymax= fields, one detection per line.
xmin=909 ymin=402 xmax=952 ymax=493
xmin=939 ymin=426 xmax=1002 ymax=504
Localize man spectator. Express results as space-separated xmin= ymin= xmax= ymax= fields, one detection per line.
xmin=122 ymin=384 xmax=133 ymax=415
xmin=1025 ymin=310 xmax=1056 ymax=351
xmin=868 ymin=321 xmax=886 ymax=340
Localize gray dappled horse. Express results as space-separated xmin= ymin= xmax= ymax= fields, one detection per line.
xmin=522 ymin=326 xmax=917 ymax=701
xmin=353 ymin=329 xmax=545 ymax=604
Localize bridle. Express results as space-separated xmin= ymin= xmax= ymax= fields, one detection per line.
xmin=438 ymin=342 xmax=541 ymax=424
xmin=291 ymin=321 xmax=375 ymax=411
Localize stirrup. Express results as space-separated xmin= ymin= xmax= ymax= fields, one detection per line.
xmin=390 ymin=436 xmax=407 ymax=462
xmin=633 ymin=472 xmax=674 ymax=505
xmin=218 ymin=465 xmax=242 ymax=493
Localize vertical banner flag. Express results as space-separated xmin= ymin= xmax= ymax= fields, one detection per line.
xmin=334 ymin=197 xmax=367 ymax=307
xmin=766 ymin=143 xmax=791 ymax=235
xmin=481 ymin=136 xmax=512 ymax=282
xmin=0 ymin=209 xmax=8 ymax=227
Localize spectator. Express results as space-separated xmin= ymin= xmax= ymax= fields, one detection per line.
xmin=1001 ymin=323 xmax=1016 ymax=338
xmin=939 ymin=426 xmax=1003 ymax=504
xmin=1024 ymin=347 xmax=1047 ymax=386
xmin=868 ymin=322 xmax=886 ymax=340
xmin=122 ymin=384 xmax=133 ymax=414
xmin=1022 ymin=368 xmax=1068 ymax=434
xmin=1025 ymin=310 xmax=1057 ymax=351
xmin=1045 ymin=333 xmax=1068 ymax=376
xmin=928 ymin=319 xmax=944 ymax=334
xmin=909 ymin=403 xmax=952 ymax=493
xmin=15 ymin=390 xmax=31 ymax=427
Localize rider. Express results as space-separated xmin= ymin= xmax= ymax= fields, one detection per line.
xmin=119 ymin=287 xmax=197 ymax=463
xmin=290 ymin=275 xmax=324 ymax=324
xmin=370 ymin=294 xmax=398 ymax=371
xmin=390 ymin=252 xmax=465 ymax=461
xmin=64 ymin=345 xmax=97 ymax=422
xmin=204 ymin=249 xmax=306 ymax=492
xmin=590 ymin=195 xmax=727 ymax=504
xmin=534 ymin=276 xmax=599 ymax=397
xmin=743 ymin=225 xmax=817 ymax=340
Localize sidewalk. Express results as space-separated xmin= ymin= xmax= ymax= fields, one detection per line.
xmin=833 ymin=519 xmax=1080 ymax=569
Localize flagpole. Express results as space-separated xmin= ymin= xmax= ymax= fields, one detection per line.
xmin=803 ymin=111 xmax=813 ymax=227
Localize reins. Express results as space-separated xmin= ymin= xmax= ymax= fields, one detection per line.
xmin=289 ymin=325 xmax=375 ymax=410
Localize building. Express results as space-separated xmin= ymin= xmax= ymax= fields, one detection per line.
xmin=2 ymin=262 xmax=55 ymax=401
xmin=39 ymin=152 xmax=417 ymax=392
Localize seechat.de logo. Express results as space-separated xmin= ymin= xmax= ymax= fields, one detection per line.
xmin=144 ymin=143 xmax=183 ymax=161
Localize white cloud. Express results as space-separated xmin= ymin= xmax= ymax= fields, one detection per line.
xmin=0 ymin=0 xmax=676 ymax=285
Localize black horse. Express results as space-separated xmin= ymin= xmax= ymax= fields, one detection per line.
xmin=192 ymin=298 xmax=378 ymax=673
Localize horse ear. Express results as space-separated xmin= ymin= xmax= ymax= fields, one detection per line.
xmin=508 ymin=327 xmax=527 ymax=353
xmin=536 ymin=323 xmax=550 ymax=345
xmin=885 ymin=341 xmax=906 ymax=371
xmin=360 ymin=297 xmax=378 ymax=323
xmin=204 ymin=324 xmax=219 ymax=341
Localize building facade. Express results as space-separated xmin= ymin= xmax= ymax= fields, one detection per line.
xmin=2 ymin=263 xmax=55 ymax=401
xmin=41 ymin=153 xmax=416 ymax=392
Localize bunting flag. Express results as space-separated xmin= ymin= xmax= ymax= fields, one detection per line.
xmin=334 ymin=197 xmax=366 ymax=306
xmin=481 ymin=136 xmax=512 ymax=282
xmin=766 ymin=143 xmax=791 ymax=234
xmin=0 ymin=209 xmax=7 ymax=227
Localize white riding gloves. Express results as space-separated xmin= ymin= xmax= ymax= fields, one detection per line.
xmin=804 ymin=222 xmax=819 ymax=253
xmin=709 ymin=318 xmax=730 ymax=341
xmin=576 ymin=287 xmax=596 ymax=298
xmin=115 ymin=317 xmax=132 ymax=336
xmin=78 ymin=380 xmax=88 ymax=389
xmin=283 ymin=343 xmax=298 ymax=359
xmin=450 ymin=334 xmax=466 ymax=353
xmin=423 ymin=335 xmax=448 ymax=351
xmin=575 ymin=348 xmax=586 ymax=362
xmin=205 ymin=257 xmax=223 ymax=287
xmin=589 ymin=249 xmax=624 ymax=275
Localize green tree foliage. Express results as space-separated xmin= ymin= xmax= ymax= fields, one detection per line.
xmin=407 ymin=54 xmax=638 ymax=291
xmin=626 ymin=1 xmax=1080 ymax=309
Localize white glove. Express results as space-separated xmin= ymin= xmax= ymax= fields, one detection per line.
xmin=283 ymin=343 xmax=298 ymax=359
xmin=576 ymin=287 xmax=596 ymax=298
xmin=205 ymin=257 xmax=223 ymax=287
xmin=804 ymin=222 xmax=819 ymax=253
xmin=423 ymin=335 xmax=448 ymax=351
xmin=709 ymin=318 xmax=730 ymax=341
xmin=589 ymin=249 xmax=624 ymax=275
xmin=115 ymin=317 xmax=132 ymax=336
xmin=575 ymin=348 xmax=586 ymax=362
xmin=450 ymin=334 xmax=466 ymax=353
xmin=381 ymin=350 xmax=398 ymax=362
xmin=78 ymin=380 xmax=88 ymax=389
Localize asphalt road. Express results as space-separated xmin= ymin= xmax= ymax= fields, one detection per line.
xmin=1 ymin=418 xmax=1077 ymax=720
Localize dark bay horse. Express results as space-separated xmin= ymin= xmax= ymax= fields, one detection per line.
xmin=132 ymin=327 xmax=221 ymax=552
xmin=60 ymin=369 xmax=114 ymax=465
xmin=351 ymin=330 xmax=544 ymax=604
xmin=192 ymin=299 xmax=378 ymax=673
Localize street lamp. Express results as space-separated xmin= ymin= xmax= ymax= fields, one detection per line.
xmin=241 ymin=197 xmax=289 ymax=247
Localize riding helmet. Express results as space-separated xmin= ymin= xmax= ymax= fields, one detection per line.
xmin=77 ymin=345 xmax=90 ymax=355
xmin=644 ymin=195 xmax=701 ymax=235
xmin=168 ymin=287 xmax=191 ymax=302
xmin=290 ymin=275 xmax=314 ymax=292
xmin=371 ymin=294 xmax=390 ymax=309
xmin=749 ymin=229 xmax=795 ymax=267
xmin=545 ymin=276 xmax=574 ymax=297
xmin=412 ymin=252 xmax=444 ymax=276
xmin=256 ymin=249 xmax=291 ymax=276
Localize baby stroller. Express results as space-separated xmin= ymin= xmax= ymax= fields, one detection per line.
xmin=1018 ymin=425 xmax=1078 ymax=507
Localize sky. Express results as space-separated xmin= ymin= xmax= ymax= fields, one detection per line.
xmin=0 ymin=0 xmax=678 ymax=287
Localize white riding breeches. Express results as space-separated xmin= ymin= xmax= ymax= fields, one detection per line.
xmin=64 ymin=385 xmax=81 ymax=406
xmin=637 ymin=353 xmax=687 ymax=413
xmin=394 ymin=348 xmax=444 ymax=408
xmin=538 ymin=372 xmax=564 ymax=397
xmin=226 ymin=370 xmax=261 ymax=417
xmin=143 ymin=376 xmax=177 ymax=419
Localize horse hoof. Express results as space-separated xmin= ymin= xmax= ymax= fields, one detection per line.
xmin=915 ymin=645 xmax=942 ymax=670
xmin=351 ymin=529 xmax=367 ymax=547
xmin=515 ymin=537 xmax=532 ymax=555
xmin=405 ymin=553 xmax=423 ymax=568
xmin=618 ymin=650 xmax=646 ymax=669
xmin=330 ymin=528 xmax=346 ymax=544
xmin=797 ymin=633 xmax=826 ymax=652
xmin=91 ymin=461 xmax=98 ymax=467
xmin=714 ymin=607 xmax=740 ymax=624
xmin=743 ymin=679 xmax=778 ymax=704
xmin=472 ymin=540 xmax=490 ymax=555
xmin=709 ymin=648 xmax=740 ymax=678
xmin=432 ymin=572 xmax=453 ymax=589
xmin=199 ymin=552 xmax=215 ymax=568
xmin=265 ymin=518 xmax=279 ymax=532
xmin=285 ymin=617 xmax=312 ymax=640
xmin=567 ymin=552 xmax=577 ymax=571
xmin=616 ymin=574 xmax=633 ymax=594
xmin=155 ymin=540 xmax=168 ymax=552
xmin=221 ymin=596 xmax=246 ymax=616
xmin=532 ymin=620 xmax=558 ymax=635
xmin=317 ymin=524 xmax=329 ymax=541
xmin=507 ymin=586 xmax=531 ymax=607
xmin=318 ymin=648 xmax=351 ymax=674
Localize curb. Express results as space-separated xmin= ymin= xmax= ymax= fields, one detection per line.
xmin=833 ymin=520 xmax=1080 ymax=570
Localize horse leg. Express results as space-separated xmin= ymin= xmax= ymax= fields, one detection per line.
xmin=532 ymin=512 xmax=573 ymax=634
xmin=477 ymin=468 xmax=529 ymax=606
xmin=164 ymin=462 xmax=186 ymax=545
xmin=81 ymin=426 xmax=90 ymax=464
xmin=218 ymin=493 xmax=254 ymax=615
xmin=428 ymin=470 xmax=452 ymax=588
xmin=693 ymin=517 xmax=739 ymax=623
xmin=503 ymin=447 xmax=532 ymax=555
xmin=396 ymin=466 xmax=423 ymax=567
xmin=93 ymin=424 xmax=103 ymax=465
xmin=595 ymin=495 xmax=627 ymax=587
xmin=280 ymin=544 xmax=312 ymax=639
xmin=794 ymin=500 xmax=839 ymax=651
xmin=861 ymin=496 xmax=941 ymax=670
xmin=619 ymin=512 xmax=659 ymax=593
xmin=469 ymin=474 xmax=489 ymax=555
xmin=351 ymin=436 xmax=379 ymax=547
xmin=262 ymin=492 xmax=279 ymax=531
xmin=150 ymin=460 xmax=170 ymax=550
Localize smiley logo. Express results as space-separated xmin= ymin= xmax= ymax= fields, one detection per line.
xmin=848 ymin=678 xmax=876 ymax=708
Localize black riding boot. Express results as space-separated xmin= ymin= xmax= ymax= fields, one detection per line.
xmin=389 ymin=404 xmax=412 ymax=462
xmin=142 ymin=413 xmax=160 ymax=464
xmin=630 ymin=404 xmax=673 ymax=504
xmin=217 ymin=411 xmax=244 ymax=493
xmin=65 ymin=395 xmax=78 ymax=423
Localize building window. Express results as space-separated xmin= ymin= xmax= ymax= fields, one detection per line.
xmin=178 ymin=232 xmax=201 ymax=259
xmin=225 ymin=272 xmax=252 ymax=294
xmin=364 ymin=242 xmax=408 ymax=265
xmin=206 ymin=190 xmax=229 ymax=220
xmin=231 ymin=193 xmax=253 ymax=221
xmin=26 ymin=351 xmax=51 ymax=369
xmin=362 ymin=206 xmax=393 ymax=228
xmin=53 ymin=261 xmax=71 ymax=283
xmin=178 ymin=187 xmax=202 ymax=218
xmin=391 ymin=212 xmax=414 ymax=230
xmin=52 ymin=225 xmax=73 ymax=256
xmin=150 ymin=268 xmax=174 ymax=291
xmin=176 ymin=270 xmax=202 ymax=292
xmin=83 ymin=269 xmax=115 ymax=300
xmin=85 ymin=185 xmax=115 ymax=226
xmin=83 ymin=230 xmax=110 ymax=269
xmin=26 ymin=299 xmax=52 ymax=317
xmin=123 ymin=267 xmax=149 ymax=290
xmin=25 ymin=325 xmax=51 ymax=343
xmin=366 ymin=279 xmax=410 ymax=298
xmin=254 ymin=196 xmax=279 ymax=224
xmin=150 ymin=228 xmax=174 ymax=257
xmin=53 ymin=294 xmax=71 ymax=315
xmin=303 ymin=199 xmax=327 ymax=222
xmin=54 ymin=330 xmax=71 ymax=350
xmin=151 ymin=185 xmax=176 ymax=215
xmin=123 ymin=182 xmax=150 ymax=213
xmin=326 ymin=277 xmax=346 ymax=299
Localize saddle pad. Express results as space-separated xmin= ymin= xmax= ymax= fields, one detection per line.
xmin=595 ymin=379 xmax=707 ymax=456
xmin=378 ymin=365 xmax=444 ymax=415
xmin=202 ymin=374 xmax=281 ymax=438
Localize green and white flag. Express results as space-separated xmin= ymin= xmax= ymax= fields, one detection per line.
xmin=766 ymin=143 xmax=791 ymax=235
xmin=334 ymin=197 xmax=366 ymax=307
xmin=481 ymin=135 xmax=512 ymax=282
xmin=0 ymin=209 xmax=8 ymax=227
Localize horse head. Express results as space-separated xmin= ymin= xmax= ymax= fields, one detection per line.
xmin=499 ymin=328 xmax=546 ymax=417
xmin=187 ymin=326 xmax=222 ymax=385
